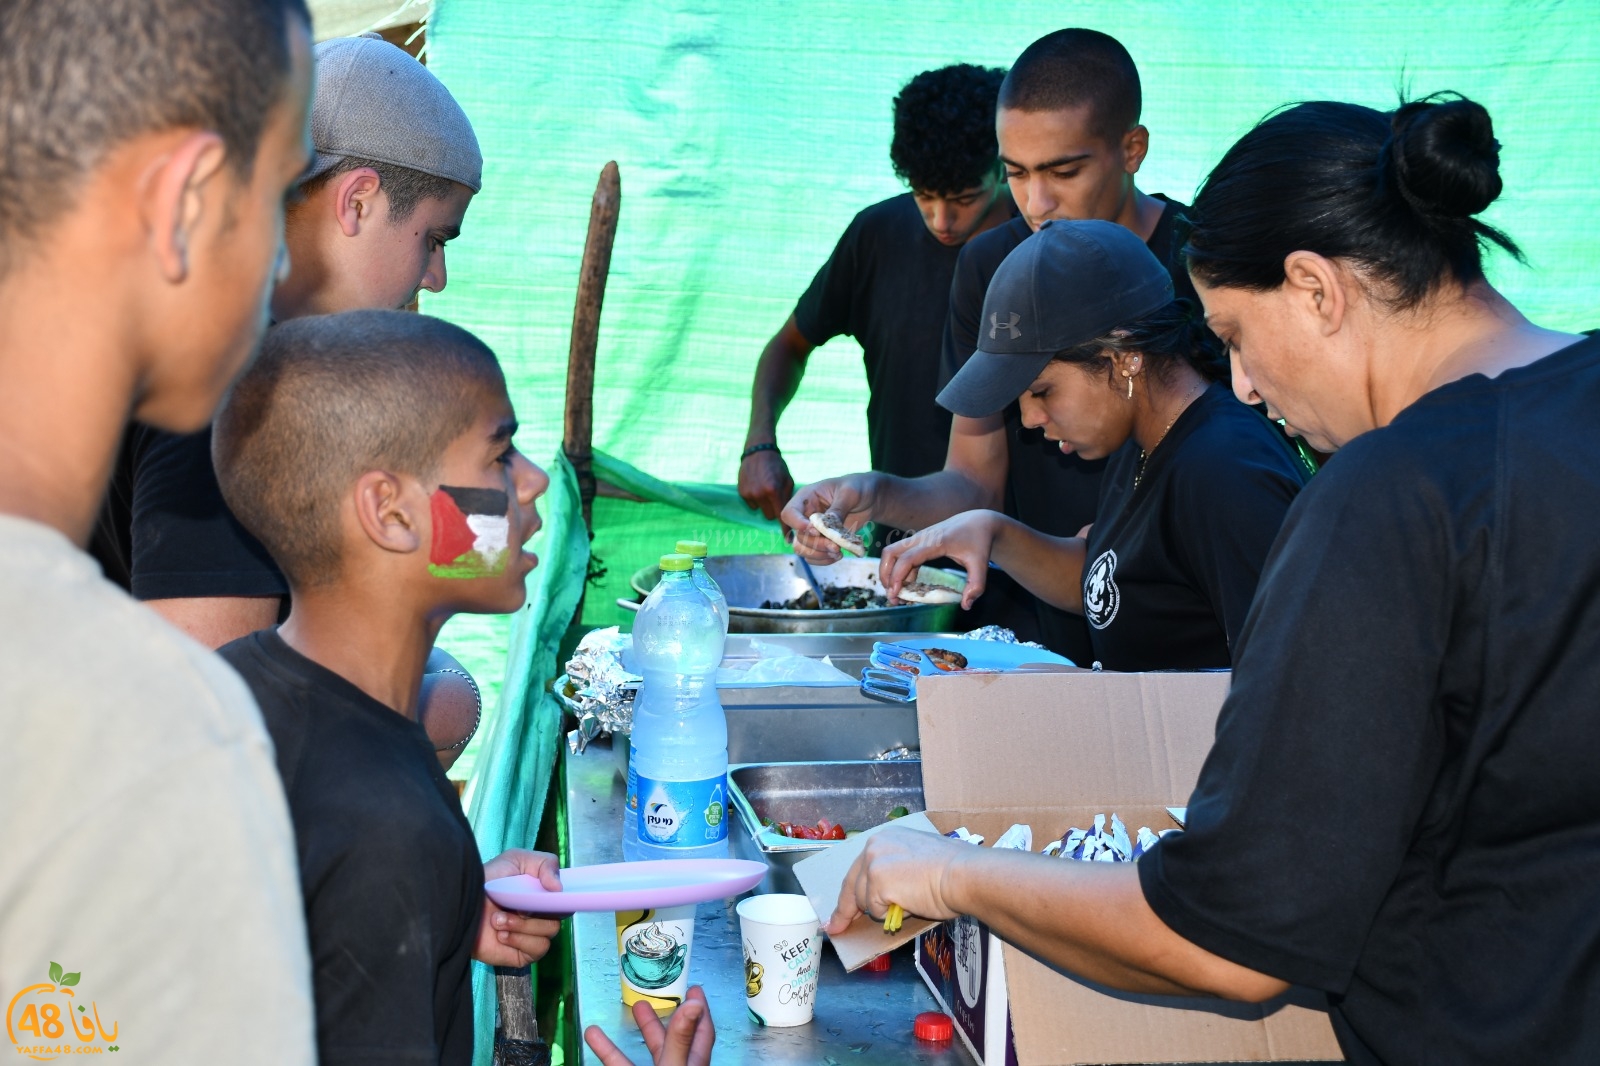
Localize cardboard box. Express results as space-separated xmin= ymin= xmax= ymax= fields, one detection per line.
xmin=796 ymin=670 xmax=1343 ymax=1065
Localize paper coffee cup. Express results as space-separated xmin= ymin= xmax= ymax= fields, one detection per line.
xmin=736 ymin=893 xmax=821 ymax=1027
xmin=616 ymin=904 xmax=695 ymax=1016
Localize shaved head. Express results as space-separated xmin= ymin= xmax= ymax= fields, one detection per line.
xmin=213 ymin=310 xmax=505 ymax=587
xmin=999 ymin=29 xmax=1142 ymax=143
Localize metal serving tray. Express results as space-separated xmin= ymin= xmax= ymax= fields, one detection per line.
xmin=627 ymin=555 xmax=965 ymax=633
xmin=728 ymin=760 xmax=924 ymax=894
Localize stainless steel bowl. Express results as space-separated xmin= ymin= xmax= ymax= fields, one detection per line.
xmin=728 ymin=760 xmax=925 ymax=894
xmin=626 ymin=554 xmax=964 ymax=634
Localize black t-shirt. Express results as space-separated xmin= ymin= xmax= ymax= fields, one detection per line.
xmin=87 ymin=425 xmax=143 ymax=591
xmin=939 ymin=195 xmax=1197 ymax=659
xmin=221 ymin=628 xmax=483 ymax=1066
xmin=128 ymin=426 xmax=287 ymax=601
xmin=795 ymin=192 xmax=1010 ymax=481
xmin=1080 ymin=384 xmax=1307 ymax=671
xmin=1139 ymin=335 xmax=1600 ymax=1065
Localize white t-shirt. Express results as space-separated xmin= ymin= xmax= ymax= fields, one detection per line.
xmin=0 ymin=515 xmax=314 ymax=1064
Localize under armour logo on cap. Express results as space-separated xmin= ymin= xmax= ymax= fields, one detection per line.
xmin=989 ymin=311 xmax=1021 ymax=340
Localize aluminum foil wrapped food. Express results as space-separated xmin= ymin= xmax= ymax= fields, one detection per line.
xmin=1040 ymin=813 xmax=1174 ymax=862
xmin=558 ymin=626 xmax=639 ymax=753
xmin=960 ymin=625 xmax=1046 ymax=650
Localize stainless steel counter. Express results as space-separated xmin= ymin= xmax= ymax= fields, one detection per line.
xmin=564 ymin=736 xmax=967 ymax=1065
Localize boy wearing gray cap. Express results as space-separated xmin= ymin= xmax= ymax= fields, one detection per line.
xmin=103 ymin=36 xmax=487 ymax=763
xmin=272 ymin=33 xmax=482 ymax=318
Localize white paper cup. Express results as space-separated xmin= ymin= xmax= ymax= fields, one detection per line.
xmin=736 ymin=893 xmax=821 ymax=1027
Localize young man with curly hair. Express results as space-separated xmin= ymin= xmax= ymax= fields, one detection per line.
xmin=784 ymin=30 xmax=1196 ymax=657
xmin=737 ymin=64 xmax=1014 ymax=539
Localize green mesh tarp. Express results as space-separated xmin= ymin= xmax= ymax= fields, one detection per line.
xmin=418 ymin=3 xmax=1600 ymax=1058
xmin=427 ymin=0 xmax=1600 ymax=723
xmin=458 ymin=451 xmax=588 ymax=1058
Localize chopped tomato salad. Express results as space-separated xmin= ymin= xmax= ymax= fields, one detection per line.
xmin=773 ymin=818 xmax=848 ymax=841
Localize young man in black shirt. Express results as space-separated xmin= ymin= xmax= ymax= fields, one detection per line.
xmin=212 ymin=311 xmax=567 ymax=1065
xmin=784 ymin=30 xmax=1194 ymax=661
xmin=737 ymin=63 xmax=1015 ymax=531
xmin=95 ymin=35 xmax=487 ymax=762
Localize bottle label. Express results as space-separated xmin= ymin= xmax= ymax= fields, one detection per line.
xmin=635 ymin=773 xmax=728 ymax=847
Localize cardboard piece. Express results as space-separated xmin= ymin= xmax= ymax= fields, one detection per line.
xmin=899 ymin=670 xmax=1343 ymax=1065
xmin=913 ymin=808 xmax=1340 ymax=1065
xmin=916 ymin=671 xmax=1230 ymax=812
xmin=792 ymin=811 xmax=941 ymax=971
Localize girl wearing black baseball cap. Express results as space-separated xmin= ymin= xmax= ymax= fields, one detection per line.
xmin=883 ymin=218 xmax=1311 ymax=670
xmin=829 ymin=94 xmax=1600 ymax=1066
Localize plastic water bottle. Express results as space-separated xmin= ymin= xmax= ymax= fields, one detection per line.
xmin=676 ymin=539 xmax=729 ymax=634
xmin=623 ymin=553 xmax=729 ymax=861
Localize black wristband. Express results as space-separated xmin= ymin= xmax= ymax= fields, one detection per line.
xmin=740 ymin=442 xmax=780 ymax=462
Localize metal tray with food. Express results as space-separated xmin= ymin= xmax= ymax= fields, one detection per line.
xmin=623 ymin=554 xmax=965 ymax=634
xmin=728 ymin=759 xmax=924 ymax=894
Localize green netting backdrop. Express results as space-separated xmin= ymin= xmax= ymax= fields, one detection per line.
xmin=417 ymin=2 xmax=1599 ymax=1058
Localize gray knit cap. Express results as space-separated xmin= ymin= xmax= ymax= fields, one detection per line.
xmin=305 ymin=35 xmax=482 ymax=192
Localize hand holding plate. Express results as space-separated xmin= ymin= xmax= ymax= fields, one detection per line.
xmin=475 ymin=848 xmax=564 ymax=967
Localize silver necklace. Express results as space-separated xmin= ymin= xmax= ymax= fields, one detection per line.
xmin=1134 ymin=383 xmax=1207 ymax=490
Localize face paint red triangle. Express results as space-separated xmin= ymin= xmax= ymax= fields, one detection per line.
xmin=428 ymin=485 xmax=511 ymax=579
xmin=429 ymin=490 xmax=478 ymax=566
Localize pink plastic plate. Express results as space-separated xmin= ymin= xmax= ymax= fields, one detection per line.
xmin=485 ymin=859 xmax=767 ymax=915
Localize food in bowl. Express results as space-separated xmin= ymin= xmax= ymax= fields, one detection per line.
xmin=760 ymin=586 xmax=887 ymax=611
xmin=772 ymin=819 xmax=848 ymax=841
xmin=766 ymin=803 xmax=911 ymax=841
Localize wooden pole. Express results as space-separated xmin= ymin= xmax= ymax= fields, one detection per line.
xmin=494 ymin=162 xmax=621 ymax=1066
xmin=492 ymin=965 xmax=549 ymax=1066
xmin=564 ymin=161 xmax=621 ymax=533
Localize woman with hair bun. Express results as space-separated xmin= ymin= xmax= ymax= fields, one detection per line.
xmin=880 ymin=217 xmax=1311 ymax=671
xmin=824 ymin=94 xmax=1599 ymax=1066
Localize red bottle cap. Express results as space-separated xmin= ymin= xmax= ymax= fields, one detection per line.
xmin=914 ymin=1011 xmax=954 ymax=1042
xmin=863 ymin=952 xmax=892 ymax=972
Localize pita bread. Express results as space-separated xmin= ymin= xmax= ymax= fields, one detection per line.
xmin=896 ymin=580 xmax=962 ymax=605
xmin=808 ymin=512 xmax=866 ymax=557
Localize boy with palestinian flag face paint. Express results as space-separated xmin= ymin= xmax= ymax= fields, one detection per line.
xmin=209 ymin=310 xmax=563 ymax=1065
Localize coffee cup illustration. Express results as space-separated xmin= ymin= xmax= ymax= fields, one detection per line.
xmin=621 ymin=923 xmax=688 ymax=989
